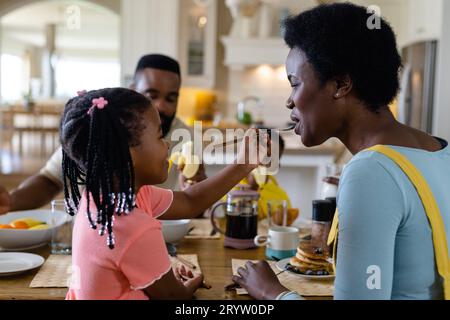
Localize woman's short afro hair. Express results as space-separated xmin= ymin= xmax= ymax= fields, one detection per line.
xmin=283 ymin=2 xmax=402 ymax=112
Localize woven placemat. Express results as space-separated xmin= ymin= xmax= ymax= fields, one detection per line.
xmin=170 ymin=254 xmax=202 ymax=274
xmin=30 ymin=254 xmax=202 ymax=288
xmin=185 ymin=219 xmax=221 ymax=239
xmin=232 ymin=259 xmax=334 ymax=297
xmin=30 ymin=255 xmax=72 ymax=288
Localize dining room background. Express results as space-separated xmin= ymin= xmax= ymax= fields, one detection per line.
xmin=0 ymin=0 xmax=449 ymax=220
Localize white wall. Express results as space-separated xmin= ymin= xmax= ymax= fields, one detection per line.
xmin=120 ymin=0 xmax=180 ymax=86
xmin=433 ymin=0 xmax=450 ymax=141
xmin=226 ymin=65 xmax=292 ymax=127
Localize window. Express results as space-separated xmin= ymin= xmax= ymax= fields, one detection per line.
xmin=1 ymin=54 xmax=26 ymax=103
xmin=55 ymin=58 xmax=120 ymax=98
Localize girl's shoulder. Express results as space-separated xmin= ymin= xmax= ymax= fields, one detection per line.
xmin=136 ymin=185 xmax=174 ymax=219
xmin=77 ymin=193 xmax=163 ymax=235
xmin=73 ymin=196 xmax=163 ymax=260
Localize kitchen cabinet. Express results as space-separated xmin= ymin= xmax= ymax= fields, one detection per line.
xmin=121 ymin=0 xmax=218 ymax=88
xmin=405 ymin=0 xmax=443 ymax=45
xmin=349 ymin=0 xmax=443 ymax=50
xmin=178 ymin=0 xmax=218 ymax=89
xmin=120 ymin=0 xmax=180 ymax=86
xmin=222 ymin=36 xmax=289 ymax=69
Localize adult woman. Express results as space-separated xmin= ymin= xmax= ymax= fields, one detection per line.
xmin=233 ymin=3 xmax=450 ymax=300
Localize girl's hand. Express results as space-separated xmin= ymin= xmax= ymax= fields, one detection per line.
xmin=175 ymin=265 xmax=204 ymax=293
xmin=236 ymin=129 xmax=270 ymax=169
xmin=232 ymin=261 xmax=288 ymax=300
xmin=0 ymin=186 xmax=11 ymax=215
xmin=178 ymin=164 xmax=208 ymax=191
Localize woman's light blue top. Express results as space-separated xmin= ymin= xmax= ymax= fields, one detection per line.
xmin=281 ymin=138 xmax=450 ymax=300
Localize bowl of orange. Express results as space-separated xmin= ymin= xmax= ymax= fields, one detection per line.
xmin=0 ymin=210 xmax=67 ymax=251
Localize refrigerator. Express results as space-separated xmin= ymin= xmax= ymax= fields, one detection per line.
xmin=398 ymin=41 xmax=438 ymax=134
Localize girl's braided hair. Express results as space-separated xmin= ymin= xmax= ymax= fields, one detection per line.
xmin=60 ymin=88 xmax=151 ymax=249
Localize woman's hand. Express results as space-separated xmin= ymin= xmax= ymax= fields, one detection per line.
xmin=0 ymin=186 xmax=11 ymax=215
xmin=232 ymin=261 xmax=288 ymax=300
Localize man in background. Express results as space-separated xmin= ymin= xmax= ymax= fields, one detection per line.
xmin=0 ymin=54 xmax=206 ymax=215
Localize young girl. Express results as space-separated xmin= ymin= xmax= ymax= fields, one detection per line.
xmin=61 ymin=88 xmax=267 ymax=300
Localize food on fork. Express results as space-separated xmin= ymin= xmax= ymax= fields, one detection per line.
xmin=169 ymin=142 xmax=200 ymax=179
xmin=252 ymin=166 xmax=269 ymax=185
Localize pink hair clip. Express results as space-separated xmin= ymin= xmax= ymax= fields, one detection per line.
xmin=87 ymin=97 xmax=109 ymax=115
xmin=77 ymin=90 xmax=87 ymax=96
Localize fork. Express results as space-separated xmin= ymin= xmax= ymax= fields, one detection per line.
xmin=214 ymin=124 xmax=296 ymax=149
xmin=166 ymin=243 xmax=197 ymax=270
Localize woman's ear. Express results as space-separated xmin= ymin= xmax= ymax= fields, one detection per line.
xmin=333 ymin=75 xmax=353 ymax=99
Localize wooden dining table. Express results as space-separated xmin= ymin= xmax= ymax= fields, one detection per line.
xmin=0 ymin=234 xmax=332 ymax=300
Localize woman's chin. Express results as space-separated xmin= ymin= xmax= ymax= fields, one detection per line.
xmin=301 ymin=138 xmax=314 ymax=147
xmin=300 ymin=133 xmax=318 ymax=148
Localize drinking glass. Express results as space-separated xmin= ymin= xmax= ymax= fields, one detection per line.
xmin=267 ymin=200 xmax=289 ymax=227
xmin=50 ymin=200 xmax=74 ymax=255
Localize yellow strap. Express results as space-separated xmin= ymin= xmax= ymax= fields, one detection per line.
xmin=327 ymin=145 xmax=450 ymax=299
xmin=327 ymin=210 xmax=339 ymax=247
xmin=327 ymin=210 xmax=339 ymax=272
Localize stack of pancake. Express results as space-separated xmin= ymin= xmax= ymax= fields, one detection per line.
xmin=289 ymin=242 xmax=334 ymax=276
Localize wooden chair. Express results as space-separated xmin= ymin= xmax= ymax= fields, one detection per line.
xmin=1 ymin=106 xmax=62 ymax=158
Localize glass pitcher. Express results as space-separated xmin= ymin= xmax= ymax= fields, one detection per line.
xmin=210 ymin=187 xmax=260 ymax=249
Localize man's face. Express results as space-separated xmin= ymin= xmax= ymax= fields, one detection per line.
xmin=134 ymin=68 xmax=181 ymax=137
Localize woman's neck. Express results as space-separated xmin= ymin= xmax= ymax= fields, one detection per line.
xmin=337 ymin=105 xmax=400 ymax=155
xmin=337 ymin=103 xmax=442 ymax=155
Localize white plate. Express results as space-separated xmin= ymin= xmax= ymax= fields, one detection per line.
xmin=276 ymin=258 xmax=335 ymax=281
xmin=0 ymin=253 xmax=45 ymax=277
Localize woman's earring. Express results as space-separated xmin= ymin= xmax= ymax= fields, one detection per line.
xmin=334 ymin=93 xmax=340 ymax=98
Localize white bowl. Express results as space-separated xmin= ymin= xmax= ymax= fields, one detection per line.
xmin=161 ymin=219 xmax=191 ymax=244
xmin=0 ymin=210 xmax=68 ymax=251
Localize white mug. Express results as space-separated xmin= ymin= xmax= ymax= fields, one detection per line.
xmin=254 ymin=226 xmax=299 ymax=260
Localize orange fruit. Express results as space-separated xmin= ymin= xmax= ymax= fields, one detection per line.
xmin=271 ymin=208 xmax=285 ymax=226
xmin=10 ymin=221 xmax=29 ymax=229
xmin=287 ymin=208 xmax=300 ymax=224
xmin=271 ymin=208 xmax=300 ymax=226
xmin=0 ymin=224 xmax=13 ymax=229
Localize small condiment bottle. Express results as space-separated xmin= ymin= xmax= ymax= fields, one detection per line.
xmin=311 ymin=200 xmax=335 ymax=251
